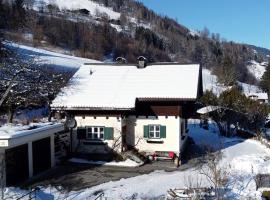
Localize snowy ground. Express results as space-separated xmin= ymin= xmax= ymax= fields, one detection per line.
xmin=247 ymin=60 xmax=267 ymax=80
xmin=6 ymin=42 xmax=99 ymax=70
xmin=5 ymin=120 xmax=270 ymax=199
xmin=203 ymin=68 xmax=261 ymax=95
xmin=69 ymin=158 xmax=143 ymax=167
xmin=34 ymin=0 xmax=120 ymax=20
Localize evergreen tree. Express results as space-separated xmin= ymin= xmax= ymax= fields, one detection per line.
xmin=260 ymin=62 xmax=270 ymax=95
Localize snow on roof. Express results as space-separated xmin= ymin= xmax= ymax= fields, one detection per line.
xmin=197 ymin=106 xmax=220 ymax=114
xmin=36 ymin=0 xmax=120 ymax=20
xmin=52 ymin=63 xmax=201 ymax=109
xmin=0 ymin=122 xmax=63 ymax=139
xmin=247 ymin=92 xmax=269 ymax=100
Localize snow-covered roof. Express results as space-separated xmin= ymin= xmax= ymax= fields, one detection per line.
xmin=0 ymin=122 xmax=63 ymax=140
xmin=247 ymin=92 xmax=268 ymax=100
xmin=197 ymin=106 xmax=220 ymax=114
xmin=52 ymin=63 xmax=201 ymax=109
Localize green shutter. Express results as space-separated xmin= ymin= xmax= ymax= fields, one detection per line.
xmin=77 ymin=127 xmax=86 ymax=139
xmin=160 ymin=126 xmax=166 ymax=138
xmin=144 ymin=125 xmax=149 ymax=138
xmin=104 ymin=127 xmax=114 ymax=140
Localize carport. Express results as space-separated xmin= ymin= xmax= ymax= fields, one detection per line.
xmin=0 ymin=123 xmax=64 ymax=186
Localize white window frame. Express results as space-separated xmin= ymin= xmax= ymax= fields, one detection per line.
xmin=149 ymin=125 xmax=161 ymax=139
xmin=86 ymin=126 xmax=105 ymax=140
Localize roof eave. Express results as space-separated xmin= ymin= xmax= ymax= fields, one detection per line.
xmin=51 ymin=106 xmax=134 ymax=111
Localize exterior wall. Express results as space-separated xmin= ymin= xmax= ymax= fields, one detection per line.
xmin=125 ymin=116 xmax=181 ymax=154
xmin=74 ymin=116 xmax=122 ymax=154
xmin=0 ymin=148 xmax=5 ymax=192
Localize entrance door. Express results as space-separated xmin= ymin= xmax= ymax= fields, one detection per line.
xmin=32 ymin=137 xmax=51 ymax=175
xmin=5 ymin=144 xmax=29 ymax=186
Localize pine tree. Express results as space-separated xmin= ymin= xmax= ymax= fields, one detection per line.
xmin=260 ymin=62 xmax=270 ymax=96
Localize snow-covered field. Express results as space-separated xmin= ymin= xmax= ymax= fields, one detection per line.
xmin=5 ymin=120 xmax=270 ymax=199
xmin=203 ymin=68 xmax=261 ymax=95
xmin=247 ymin=60 xmax=267 ymax=80
xmin=34 ymin=0 xmax=120 ymax=20
xmin=6 ymin=43 xmax=99 ymax=69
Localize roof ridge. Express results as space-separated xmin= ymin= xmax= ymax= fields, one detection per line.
xmin=83 ymin=62 xmax=200 ymax=66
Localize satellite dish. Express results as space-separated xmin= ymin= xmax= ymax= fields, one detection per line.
xmin=65 ymin=117 xmax=77 ymax=129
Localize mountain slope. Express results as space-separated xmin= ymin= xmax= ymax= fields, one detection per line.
xmin=1 ymin=0 xmax=269 ymax=86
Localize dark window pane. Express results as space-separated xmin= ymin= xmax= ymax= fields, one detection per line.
xmin=100 ymin=133 xmax=104 ymax=139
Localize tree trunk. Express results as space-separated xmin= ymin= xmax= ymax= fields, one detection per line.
xmin=48 ymin=105 xmax=52 ymax=122
xmin=226 ymin=121 xmax=230 ymax=137
xmin=7 ymin=108 xmax=14 ymax=123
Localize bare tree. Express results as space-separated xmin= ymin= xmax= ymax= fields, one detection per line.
xmin=200 ymin=150 xmax=230 ymax=200
xmin=0 ymin=47 xmax=72 ymax=123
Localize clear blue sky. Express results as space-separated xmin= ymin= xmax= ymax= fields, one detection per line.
xmin=139 ymin=0 xmax=270 ymax=49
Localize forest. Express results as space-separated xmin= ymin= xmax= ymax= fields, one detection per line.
xmin=0 ymin=0 xmax=268 ymax=86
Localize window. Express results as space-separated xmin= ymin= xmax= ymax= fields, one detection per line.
xmin=87 ymin=127 xmax=104 ymax=140
xmin=149 ymin=125 xmax=161 ymax=138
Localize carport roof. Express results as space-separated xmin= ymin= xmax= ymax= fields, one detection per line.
xmin=0 ymin=122 xmax=63 ymax=139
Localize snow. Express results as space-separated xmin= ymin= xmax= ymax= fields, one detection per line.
xmin=203 ymin=68 xmax=261 ymax=95
xmin=6 ymin=42 xmax=99 ymax=69
xmin=52 ymin=64 xmax=201 ymax=109
xmin=0 ymin=122 xmax=63 ymax=139
xmin=69 ymin=158 xmax=143 ymax=167
xmin=35 ymin=0 xmax=120 ymax=20
xmin=110 ymin=24 xmax=123 ymax=32
xmin=188 ymin=29 xmax=200 ymax=37
xmin=197 ymin=106 xmax=220 ymax=114
xmin=6 ymin=119 xmax=270 ymax=199
xmin=202 ymin=69 xmax=228 ymax=95
xmin=247 ymin=60 xmax=266 ymax=80
xmin=246 ymin=92 xmax=269 ymax=100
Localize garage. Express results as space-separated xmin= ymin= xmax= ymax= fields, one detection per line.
xmin=0 ymin=122 xmax=64 ymax=187
xmin=5 ymin=144 xmax=29 ymax=186
xmin=33 ymin=137 xmax=51 ymax=175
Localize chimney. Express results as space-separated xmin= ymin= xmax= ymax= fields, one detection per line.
xmin=137 ymin=56 xmax=147 ymax=68
xmin=115 ymin=57 xmax=127 ymax=64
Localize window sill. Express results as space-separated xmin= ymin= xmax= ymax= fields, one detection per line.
xmin=146 ymin=139 xmax=164 ymax=144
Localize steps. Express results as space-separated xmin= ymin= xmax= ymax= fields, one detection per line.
xmin=122 ymin=149 xmax=148 ymax=164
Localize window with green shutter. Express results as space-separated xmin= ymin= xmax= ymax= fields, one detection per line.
xmin=144 ymin=125 xmax=149 ymax=138
xmin=160 ymin=126 xmax=166 ymax=138
xmin=144 ymin=125 xmax=166 ymax=139
xmin=86 ymin=126 xmax=105 ymax=140
xmin=104 ymin=127 xmax=114 ymax=140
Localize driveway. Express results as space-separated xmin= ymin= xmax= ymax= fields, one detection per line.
xmin=23 ymin=138 xmax=202 ymax=192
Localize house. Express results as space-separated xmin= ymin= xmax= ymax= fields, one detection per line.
xmin=247 ymin=93 xmax=269 ymax=104
xmin=51 ymin=59 xmax=203 ymax=164
xmin=0 ymin=122 xmax=64 ymax=186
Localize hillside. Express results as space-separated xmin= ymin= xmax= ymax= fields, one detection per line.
xmin=0 ymin=0 xmax=269 ymax=86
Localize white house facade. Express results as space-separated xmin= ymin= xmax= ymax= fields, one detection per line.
xmin=51 ymin=61 xmax=203 ymax=163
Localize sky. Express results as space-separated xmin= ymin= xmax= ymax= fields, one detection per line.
xmin=139 ymin=0 xmax=270 ymax=49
